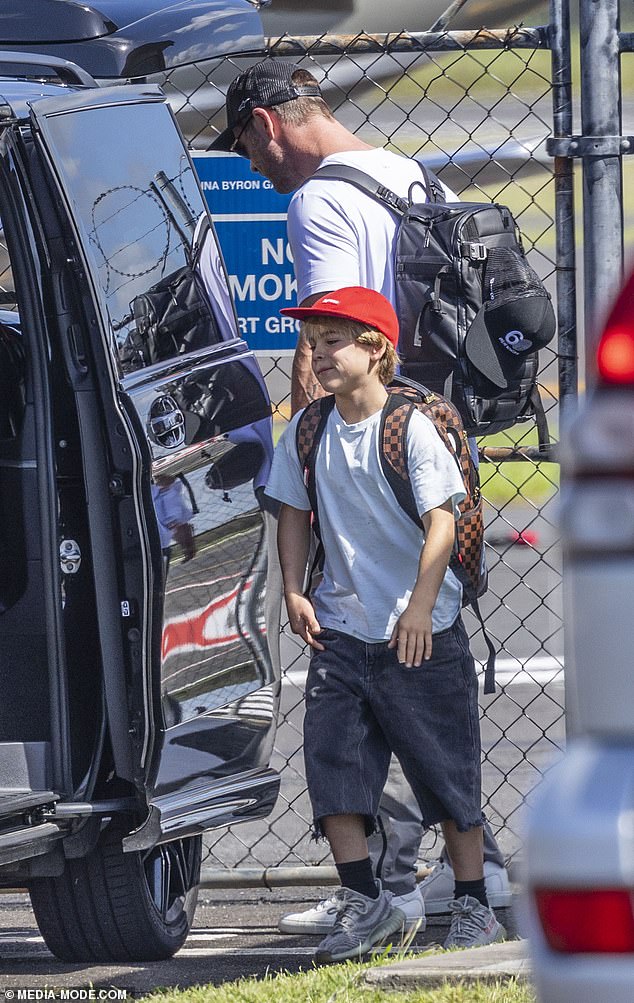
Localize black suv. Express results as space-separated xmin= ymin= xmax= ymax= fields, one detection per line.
xmin=0 ymin=1 xmax=281 ymax=962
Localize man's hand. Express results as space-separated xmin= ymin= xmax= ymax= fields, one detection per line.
xmin=291 ymin=327 xmax=326 ymax=414
xmin=290 ymin=293 xmax=331 ymax=415
xmin=285 ymin=590 xmax=325 ymax=650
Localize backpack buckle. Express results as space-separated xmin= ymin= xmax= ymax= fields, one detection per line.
xmin=377 ymin=186 xmax=409 ymax=214
xmin=462 ymin=241 xmax=488 ymax=261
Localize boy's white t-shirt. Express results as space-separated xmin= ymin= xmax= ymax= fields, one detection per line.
xmin=287 ymin=148 xmax=457 ymax=304
xmin=265 ymin=404 xmax=466 ymax=642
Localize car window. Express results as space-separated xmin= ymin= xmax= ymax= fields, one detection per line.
xmin=35 ymin=100 xmax=238 ymax=373
xmin=0 ymin=226 xmax=16 ymax=312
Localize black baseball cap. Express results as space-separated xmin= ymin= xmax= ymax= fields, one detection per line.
xmin=465 ymin=248 xmax=556 ymax=389
xmin=210 ymin=60 xmax=322 ymax=154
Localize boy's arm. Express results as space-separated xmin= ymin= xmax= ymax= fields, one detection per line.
xmin=388 ymin=500 xmax=455 ymax=668
xmin=278 ymin=502 xmax=325 ymax=651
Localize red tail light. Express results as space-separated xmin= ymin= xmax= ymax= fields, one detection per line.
xmin=535 ymin=888 xmax=634 ymax=953
xmin=597 ymin=327 xmax=634 ymax=383
xmin=597 ymin=271 xmax=634 ymax=384
xmin=597 ymin=326 xmax=634 ymax=381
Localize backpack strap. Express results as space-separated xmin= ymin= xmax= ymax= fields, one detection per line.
xmin=530 ymin=385 xmax=551 ymax=453
xmin=415 ymin=161 xmax=446 ymax=204
xmin=295 ymin=395 xmax=336 ymax=595
xmin=312 ymin=162 xmax=446 ymax=215
xmin=312 ymin=164 xmax=409 ymax=215
xmin=380 ymin=392 xmax=465 ymax=576
xmin=381 ymin=388 xmax=498 ymax=693
xmin=296 ymin=394 xmax=336 ymax=539
xmin=178 ymin=472 xmax=199 ymax=515
xmin=380 ymin=391 xmax=465 ymax=582
xmin=379 ymin=392 xmax=421 ymax=526
xmin=475 ymin=596 xmax=497 ymax=695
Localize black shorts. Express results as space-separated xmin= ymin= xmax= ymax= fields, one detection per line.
xmin=303 ymin=617 xmax=482 ymax=834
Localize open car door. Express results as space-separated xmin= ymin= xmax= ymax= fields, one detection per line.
xmin=27 ymin=84 xmax=281 ymax=843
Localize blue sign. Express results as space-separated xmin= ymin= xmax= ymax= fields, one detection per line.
xmin=193 ymin=152 xmax=300 ymax=352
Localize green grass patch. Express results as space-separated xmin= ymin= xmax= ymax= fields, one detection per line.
xmin=140 ymin=955 xmax=535 ymax=1003
xmin=386 ymin=44 xmax=552 ymax=109
xmin=478 ymin=426 xmax=559 ymax=507
xmin=384 ymin=27 xmax=634 ymax=108
xmin=480 ymin=457 xmax=558 ymax=508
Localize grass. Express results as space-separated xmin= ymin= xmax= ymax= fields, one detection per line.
xmin=477 ymin=426 xmax=559 ymax=507
xmin=140 ymin=954 xmax=535 ymax=1003
xmin=480 ymin=458 xmax=558 ymax=508
xmin=381 ymin=28 xmax=634 ymax=112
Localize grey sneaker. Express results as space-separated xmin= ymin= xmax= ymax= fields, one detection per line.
xmin=279 ymin=885 xmax=425 ymax=935
xmin=315 ymin=885 xmax=405 ymax=964
xmin=443 ymin=894 xmax=507 ymax=949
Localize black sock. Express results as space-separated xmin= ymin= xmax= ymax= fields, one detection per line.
xmin=336 ymin=857 xmax=378 ymax=899
xmin=454 ymin=878 xmax=488 ymax=908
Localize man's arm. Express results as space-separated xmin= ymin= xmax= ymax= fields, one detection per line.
xmin=287 ymin=189 xmax=363 ymax=414
xmin=388 ymin=500 xmax=455 ymax=667
xmin=290 ymin=293 xmax=330 ymax=415
xmin=278 ymin=502 xmax=324 ymax=650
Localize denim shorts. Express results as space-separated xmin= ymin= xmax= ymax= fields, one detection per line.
xmin=303 ymin=616 xmax=482 ymax=835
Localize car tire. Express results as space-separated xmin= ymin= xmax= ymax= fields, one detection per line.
xmin=29 ymin=821 xmax=202 ymax=961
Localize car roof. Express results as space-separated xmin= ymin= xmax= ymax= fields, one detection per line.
xmin=0 ymin=0 xmax=265 ymax=79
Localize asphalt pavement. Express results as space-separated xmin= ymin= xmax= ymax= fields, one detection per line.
xmin=0 ymin=886 xmax=524 ymax=995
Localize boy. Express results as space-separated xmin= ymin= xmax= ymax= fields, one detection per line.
xmin=265 ymin=287 xmax=505 ymax=963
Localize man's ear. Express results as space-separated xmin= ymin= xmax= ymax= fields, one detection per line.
xmin=251 ymin=106 xmax=278 ymax=141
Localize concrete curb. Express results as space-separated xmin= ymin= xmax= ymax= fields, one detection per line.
xmin=363 ymin=938 xmax=531 ymax=988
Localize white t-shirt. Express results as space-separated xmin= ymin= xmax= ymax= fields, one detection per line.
xmin=194 ymin=214 xmax=239 ymax=343
xmin=265 ymin=404 xmax=466 ymax=642
xmin=152 ymin=480 xmax=194 ymax=549
xmin=287 ymin=148 xmax=457 ymax=304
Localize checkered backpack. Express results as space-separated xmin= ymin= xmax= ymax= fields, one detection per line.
xmin=296 ymin=373 xmax=496 ymax=692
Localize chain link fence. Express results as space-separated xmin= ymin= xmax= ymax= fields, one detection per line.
xmin=144 ymin=25 xmax=568 ymax=880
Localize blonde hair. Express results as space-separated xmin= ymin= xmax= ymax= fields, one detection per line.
xmin=303 ymin=316 xmax=399 ymax=385
xmin=273 ymin=69 xmax=334 ymax=126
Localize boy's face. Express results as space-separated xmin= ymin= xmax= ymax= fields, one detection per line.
xmin=310 ymin=327 xmax=383 ymax=394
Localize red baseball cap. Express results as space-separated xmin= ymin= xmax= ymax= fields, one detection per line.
xmin=280 ymin=287 xmax=399 ymax=348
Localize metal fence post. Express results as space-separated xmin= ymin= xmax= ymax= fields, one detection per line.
xmin=579 ymin=0 xmax=624 ymax=366
xmin=549 ymin=0 xmax=577 ymax=431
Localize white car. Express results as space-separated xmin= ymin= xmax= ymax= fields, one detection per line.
xmin=524 ymin=269 xmax=634 ymax=1001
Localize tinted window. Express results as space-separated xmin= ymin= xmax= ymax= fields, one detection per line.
xmin=37 ymin=100 xmax=238 ymax=371
xmin=0 ymin=225 xmax=16 ymax=311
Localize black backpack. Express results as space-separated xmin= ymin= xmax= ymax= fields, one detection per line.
xmin=313 ymin=163 xmax=556 ymax=448
xmin=296 ymin=376 xmax=497 ymax=692
xmin=121 ymin=216 xmax=219 ymax=372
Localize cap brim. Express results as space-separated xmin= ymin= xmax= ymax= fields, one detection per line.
xmin=464 ymin=307 xmax=509 ymax=390
xmin=209 ymin=126 xmax=237 ymax=152
xmin=280 ymin=306 xmax=318 ymax=321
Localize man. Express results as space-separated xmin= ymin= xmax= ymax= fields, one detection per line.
xmin=211 ymin=58 xmax=511 ymax=934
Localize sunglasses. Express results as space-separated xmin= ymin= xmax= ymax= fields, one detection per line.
xmin=230 ymin=114 xmax=253 ymax=157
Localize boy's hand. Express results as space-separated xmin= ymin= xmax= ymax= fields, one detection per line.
xmin=389 ymin=502 xmax=455 ymax=666
xmin=388 ymin=604 xmax=433 ymax=667
xmin=285 ymin=591 xmax=325 ymax=651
